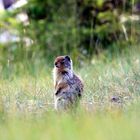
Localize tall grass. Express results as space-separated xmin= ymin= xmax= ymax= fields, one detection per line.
xmin=0 ymin=47 xmax=140 ymax=140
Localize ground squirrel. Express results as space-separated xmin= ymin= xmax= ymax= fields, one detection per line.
xmin=53 ymin=55 xmax=84 ymax=111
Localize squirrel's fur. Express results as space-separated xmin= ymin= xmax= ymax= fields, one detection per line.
xmin=53 ymin=55 xmax=84 ymax=111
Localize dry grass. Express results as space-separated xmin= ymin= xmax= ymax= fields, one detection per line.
xmin=0 ymin=47 xmax=140 ymax=140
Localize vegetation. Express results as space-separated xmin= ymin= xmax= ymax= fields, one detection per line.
xmin=0 ymin=0 xmax=140 ymax=67
xmin=0 ymin=46 xmax=140 ymax=139
xmin=0 ymin=0 xmax=140 ymax=139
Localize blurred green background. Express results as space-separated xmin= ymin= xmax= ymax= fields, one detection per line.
xmin=0 ymin=0 xmax=140 ymax=76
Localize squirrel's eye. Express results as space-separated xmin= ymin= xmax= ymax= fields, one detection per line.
xmin=60 ymin=61 xmax=64 ymax=64
xmin=54 ymin=62 xmax=57 ymax=66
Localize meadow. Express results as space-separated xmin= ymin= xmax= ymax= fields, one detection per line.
xmin=0 ymin=46 xmax=140 ymax=140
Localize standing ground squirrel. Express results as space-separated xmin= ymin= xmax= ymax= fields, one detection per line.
xmin=53 ymin=55 xmax=84 ymax=111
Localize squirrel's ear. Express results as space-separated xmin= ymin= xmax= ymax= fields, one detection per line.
xmin=65 ymin=55 xmax=71 ymax=61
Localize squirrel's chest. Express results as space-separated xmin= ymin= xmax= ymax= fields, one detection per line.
xmin=56 ymin=73 xmax=74 ymax=86
xmin=56 ymin=75 xmax=68 ymax=84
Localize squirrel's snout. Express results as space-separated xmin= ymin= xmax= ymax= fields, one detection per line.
xmin=55 ymin=62 xmax=59 ymax=68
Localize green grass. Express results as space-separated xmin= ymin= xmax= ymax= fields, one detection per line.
xmin=0 ymin=47 xmax=140 ymax=140
xmin=0 ymin=109 xmax=140 ymax=140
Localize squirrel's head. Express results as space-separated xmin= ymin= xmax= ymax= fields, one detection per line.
xmin=54 ymin=55 xmax=72 ymax=72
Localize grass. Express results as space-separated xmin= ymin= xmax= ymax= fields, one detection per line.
xmin=0 ymin=47 xmax=140 ymax=140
